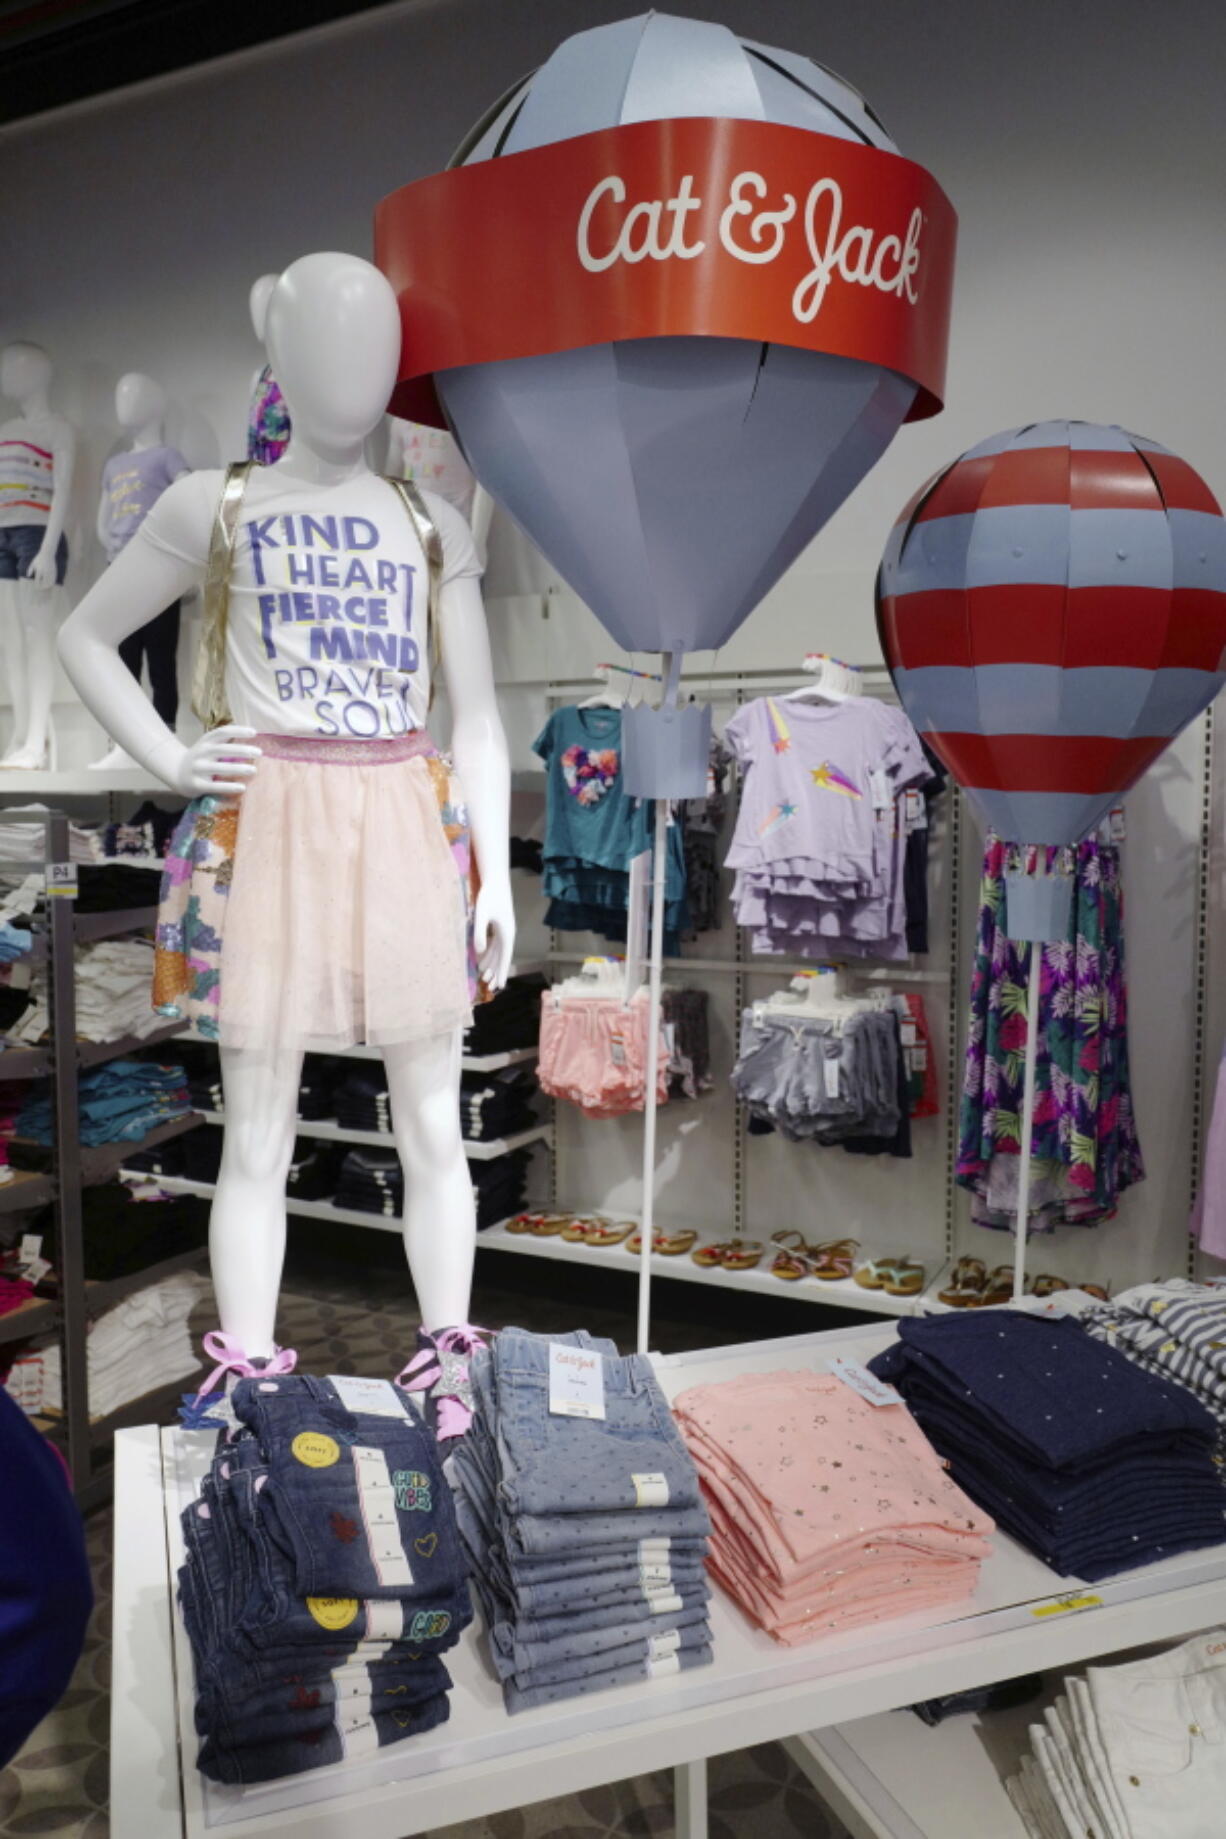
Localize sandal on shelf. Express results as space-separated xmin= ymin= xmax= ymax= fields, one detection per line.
xmin=1031 ymin=1274 xmax=1071 ymax=1298
xmin=627 ymin=1228 xmax=697 ymax=1256
xmin=938 ymin=1256 xmax=988 ymax=1308
xmin=506 ymin=1212 xmax=542 ymax=1235
xmin=572 ymin=1219 xmax=635 ymax=1247
xmin=529 ymin=1214 xmax=575 ymax=1238
xmin=770 ymin=1229 xmax=808 ymax=1253
xmin=811 ymin=1238 xmax=860 ymax=1282
xmin=560 ymin=1216 xmax=602 ymax=1242
xmin=692 ymin=1240 xmax=766 ymax=1272
xmin=855 ymin=1255 xmax=927 ymax=1297
xmin=1080 ymin=1282 xmax=1110 ymax=1301
xmin=770 ymin=1249 xmax=815 ymax=1282
xmin=979 ymin=1265 xmax=1030 ymax=1307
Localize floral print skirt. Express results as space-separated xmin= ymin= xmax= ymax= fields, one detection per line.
xmin=956 ymin=833 xmax=1144 ymax=1234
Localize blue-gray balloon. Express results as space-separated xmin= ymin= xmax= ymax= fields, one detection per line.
xmin=438 ymin=13 xmax=919 ymax=657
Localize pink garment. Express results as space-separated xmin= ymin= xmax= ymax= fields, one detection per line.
xmin=673 ymin=1369 xmax=994 ymax=1644
xmin=1192 ymin=1042 xmax=1226 ymax=1258
xmin=218 ymin=732 xmax=473 ymax=1053
xmin=537 ymin=990 xmax=669 ymax=1118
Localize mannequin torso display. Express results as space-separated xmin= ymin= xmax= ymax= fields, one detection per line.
xmin=91 ymin=373 xmax=190 ymax=766
xmin=0 ymin=342 xmax=77 ymax=769
xmin=57 ymin=255 xmax=515 ymax=1425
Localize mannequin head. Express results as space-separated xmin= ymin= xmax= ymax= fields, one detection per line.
xmin=257 ymin=253 xmax=400 ymax=452
xmin=0 ymin=341 xmax=52 ymax=407
xmin=115 ymin=372 xmax=165 ymax=434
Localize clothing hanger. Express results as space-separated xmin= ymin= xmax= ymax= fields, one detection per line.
xmin=578 ymin=662 xmax=658 ymax=709
xmin=553 ymin=955 xmax=632 ymax=1003
xmin=781 ymin=652 xmax=864 ymax=704
xmin=753 ymin=968 xmax=873 ymax=1028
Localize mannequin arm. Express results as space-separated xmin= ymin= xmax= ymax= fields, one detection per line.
xmin=29 ymin=423 xmax=75 ymax=588
xmin=95 ymin=489 xmax=110 ymax=559
xmin=57 ymin=538 xmax=258 ymax=795
xmin=439 ymin=574 xmax=514 ymax=987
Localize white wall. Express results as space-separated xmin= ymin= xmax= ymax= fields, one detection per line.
xmin=3 ymin=0 xmax=1224 ymax=1287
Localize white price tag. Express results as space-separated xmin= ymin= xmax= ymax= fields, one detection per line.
xmin=45 ymin=861 xmax=77 ymax=900
xmin=909 ymin=1045 xmax=929 ymax=1072
xmin=632 ymin=1471 xmax=671 ymax=1509
xmin=24 ymin=1256 xmax=51 ymax=1283
xmin=868 ymin=768 xmax=890 ymax=812
xmin=899 ymin=1021 xmax=918 ymax=1046
xmin=648 ymin=1629 xmax=681 ymax=1660
xmin=328 ymin=1375 xmax=407 ymax=1418
xmin=648 ymin=1591 xmax=684 ymax=1614
xmin=823 ymin=1055 xmax=841 ymax=1099
xmin=609 ymin=1032 xmax=627 ymax=1067
xmin=548 ymin=1343 xmax=606 ymax=1419
xmin=1109 ymin=807 xmax=1126 ymax=843
xmin=19 ymin=1233 xmax=42 ymax=1264
xmin=639 ymin=1561 xmax=673 ymax=1586
xmin=903 ymin=788 xmax=927 ymax=832
xmin=647 ymin=1653 xmax=681 ymax=1678
xmin=829 ymin=1356 xmax=903 ymax=1408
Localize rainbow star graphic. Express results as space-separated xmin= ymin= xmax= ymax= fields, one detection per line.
xmin=810 ymin=761 xmax=862 ymax=799
xmin=766 ymin=699 xmax=792 ymax=754
xmin=758 ymin=799 xmax=798 ymax=838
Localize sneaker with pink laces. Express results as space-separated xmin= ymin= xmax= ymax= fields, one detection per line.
xmin=396 ymin=1324 xmax=488 ymax=1443
xmin=178 ymin=1331 xmax=298 ymax=1429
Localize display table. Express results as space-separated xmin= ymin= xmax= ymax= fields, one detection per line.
xmin=111 ymin=1319 xmax=1226 ymax=1839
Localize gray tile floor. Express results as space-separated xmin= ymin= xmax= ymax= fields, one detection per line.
xmin=1 ymin=1249 xmax=855 ymax=1838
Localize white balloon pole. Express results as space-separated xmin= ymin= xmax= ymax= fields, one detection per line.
xmin=1011 ymin=940 xmax=1043 ymax=1303
xmin=636 ymin=790 xmax=670 ymax=1358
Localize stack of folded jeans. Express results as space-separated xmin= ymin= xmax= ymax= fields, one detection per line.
xmin=15 ymin=1058 xmax=192 ymax=1148
xmin=460 ymin=1066 xmax=540 ymax=1143
xmin=1007 ymin=1628 xmax=1226 ymax=1838
xmin=869 ymin=1313 xmax=1226 ymax=1579
xmin=471 ymin=1149 xmax=532 ymax=1229
xmin=286 ymin=1141 xmax=343 ymax=1203
xmin=673 ymin=1367 xmax=993 ymax=1644
xmin=297 ymin=1055 xmax=341 ymax=1122
xmin=452 ymin=1328 xmax=714 ymax=1713
xmin=334 ymin=1147 xmax=403 ymax=1217
xmin=334 ymin=1068 xmax=393 ymax=1134
xmin=179 ymin=1374 xmax=471 ymax=1785
xmin=464 ymin=971 xmax=548 ymax=1057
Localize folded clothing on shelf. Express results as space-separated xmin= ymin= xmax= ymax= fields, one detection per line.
xmin=73 ymin=862 xmax=163 ymax=912
xmin=451 ymin=1327 xmax=714 ymax=1713
xmin=869 ymin=1312 xmax=1226 ymax=1579
xmin=1083 ymin=1279 xmax=1226 ymax=1423
xmin=31 ymin=1269 xmax=209 ymax=1419
xmin=459 ymin=1065 xmax=540 ymax=1143
xmin=1007 ymin=1627 xmax=1226 ymax=1839
xmin=12 ymin=937 xmax=165 ymax=1046
xmin=0 ymin=808 xmax=100 ymax=865
xmin=464 ymin=972 xmax=548 ymax=1058
xmin=673 ymin=1367 xmax=993 ymax=1645
xmin=331 ymin=1145 xmax=533 ymax=1228
xmin=15 ymin=1058 xmax=192 ymax=1148
xmin=179 ymin=1374 xmax=471 ymax=1784
xmin=102 ymin=801 xmax=186 ymax=861
xmin=30 ymin=1176 xmax=208 ymax=1279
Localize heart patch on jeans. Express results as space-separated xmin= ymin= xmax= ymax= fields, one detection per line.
xmin=561 ymin=743 xmax=619 ymax=807
xmin=414 ymin=1532 xmax=439 ymax=1558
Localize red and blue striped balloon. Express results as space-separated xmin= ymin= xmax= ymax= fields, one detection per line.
xmin=876 ymin=421 xmax=1226 ymax=845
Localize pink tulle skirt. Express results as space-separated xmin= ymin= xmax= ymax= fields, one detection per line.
xmin=216 ymin=732 xmax=473 ymax=1053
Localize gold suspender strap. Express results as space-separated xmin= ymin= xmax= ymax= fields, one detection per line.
xmin=385 ymin=475 xmax=444 ymax=696
xmin=191 ymin=460 xmax=255 ymax=730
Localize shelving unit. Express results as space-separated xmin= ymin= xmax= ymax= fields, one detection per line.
xmin=0 ymin=811 xmax=209 ymax=1506
xmin=191 ymin=1108 xmax=551 ymax=1160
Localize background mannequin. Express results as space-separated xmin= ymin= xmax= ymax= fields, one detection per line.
xmin=0 ymin=343 xmax=76 ymax=769
xmin=89 ymin=373 xmax=189 ymax=771
xmin=57 ymin=254 xmax=514 ymax=1414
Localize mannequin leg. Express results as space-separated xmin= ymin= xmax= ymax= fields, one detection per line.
xmin=383 ymin=1027 xmax=475 ymax=1332
xmin=11 ymin=582 xmax=57 ymax=763
xmin=211 ymin=1043 xmax=305 ymax=1357
xmin=0 ymin=581 xmax=29 ymax=763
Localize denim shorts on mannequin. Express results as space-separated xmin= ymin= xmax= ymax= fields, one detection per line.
xmin=0 ymin=527 xmax=67 ymax=584
xmin=488 ymin=1331 xmax=702 ymax=1518
xmin=230 ymin=1376 xmax=467 ymax=1601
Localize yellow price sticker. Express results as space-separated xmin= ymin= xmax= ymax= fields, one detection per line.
xmin=291 ymin=1431 xmax=340 ymax=1469
xmin=307 ymin=1596 xmax=359 ymax=1631
xmin=1030 ymin=1593 xmax=1103 ymax=1620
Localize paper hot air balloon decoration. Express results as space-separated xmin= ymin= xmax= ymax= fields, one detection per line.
xmin=376 ymin=11 xmax=957 ymax=794
xmin=877 ymin=420 xmax=1226 ymax=859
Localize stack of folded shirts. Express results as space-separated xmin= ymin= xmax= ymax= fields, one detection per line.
xmin=73 ymin=862 xmax=162 ymax=911
xmin=40 ymin=1270 xmax=209 ymax=1418
xmin=460 ymin=1066 xmax=540 ymax=1143
xmin=452 ymin=1327 xmax=715 ymax=1713
xmin=0 ymin=807 xmax=100 ymax=864
xmin=12 ymin=938 xmax=164 ymax=1045
xmin=297 ymin=1055 xmax=340 ymax=1121
xmin=286 ymin=1141 xmax=343 ymax=1202
xmin=1083 ymin=1279 xmax=1226 ymax=1422
xmin=334 ymin=1147 xmax=403 ymax=1217
xmin=673 ymin=1367 xmax=993 ymax=1644
xmin=463 ymin=971 xmax=548 ymax=1058
xmin=471 ymin=1148 xmax=532 ymax=1229
xmin=869 ymin=1312 xmax=1226 ymax=1579
xmin=1006 ymin=1628 xmax=1226 ymax=1839
xmin=179 ymin=1374 xmax=471 ymax=1784
xmin=15 ymin=1058 xmax=192 ymax=1149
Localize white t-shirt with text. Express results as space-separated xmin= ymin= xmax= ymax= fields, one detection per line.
xmin=136 ymin=468 xmax=480 ymax=739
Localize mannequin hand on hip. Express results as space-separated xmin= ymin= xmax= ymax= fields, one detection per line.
xmin=474 ymin=878 xmax=516 ymax=992
xmin=149 ymin=724 xmax=263 ymax=799
xmin=25 ymin=540 xmax=59 ymax=591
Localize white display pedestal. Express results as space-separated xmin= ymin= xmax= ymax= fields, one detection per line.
xmin=110 ymin=1320 xmax=1226 ymax=1839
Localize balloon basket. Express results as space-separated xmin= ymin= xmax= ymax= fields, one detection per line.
xmin=622 ymin=698 xmax=711 ymax=800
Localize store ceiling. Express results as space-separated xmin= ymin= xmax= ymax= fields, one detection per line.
xmin=1 ymin=0 xmax=398 ymax=125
